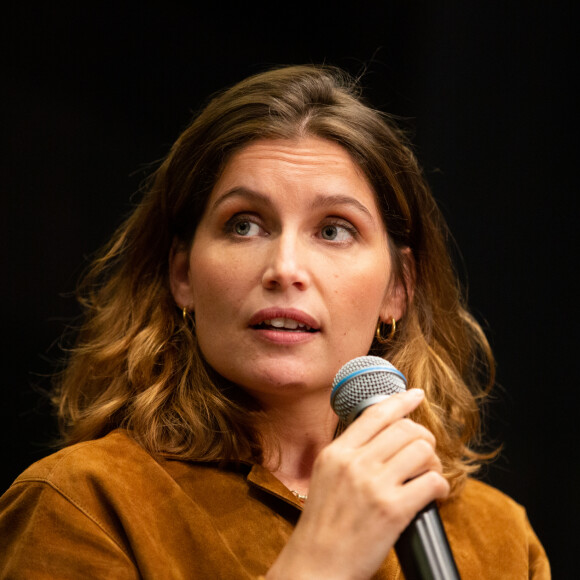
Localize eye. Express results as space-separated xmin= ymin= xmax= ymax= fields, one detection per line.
xmin=234 ymin=220 xmax=259 ymax=236
xmin=320 ymin=221 xmax=357 ymax=242
xmin=225 ymin=214 xmax=264 ymax=238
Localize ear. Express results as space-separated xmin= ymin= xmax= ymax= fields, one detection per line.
xmin=380 ymin=247 xmax=415 ymax=323
xmin=169 ymin=239 xmax=194 ymax=310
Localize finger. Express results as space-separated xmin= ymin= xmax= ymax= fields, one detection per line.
xmin=356 ymin=418 xmax=437 ymax=465
xmin=336 ymin=388 xmax=425 ymax=449
xmin=385 ymin=437 xmax=443 ymax=486
xmin=368 ymin=471 xmax=450 ymax=537
xmin=400 ymin=469 xmax=451 ymax=507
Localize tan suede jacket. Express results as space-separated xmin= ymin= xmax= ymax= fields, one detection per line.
xmin=0 ymin=430 xmax=549 ymax=579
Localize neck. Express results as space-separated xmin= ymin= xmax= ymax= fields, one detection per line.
xmin=253 ymin=390 xmax=338 ymax=495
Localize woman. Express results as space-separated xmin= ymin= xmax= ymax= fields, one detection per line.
xmin=0 ymin=65 xmax=549 ymax=578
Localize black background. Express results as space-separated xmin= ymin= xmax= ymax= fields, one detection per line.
xmin=1 ymin=3 xmax=577 ymax=577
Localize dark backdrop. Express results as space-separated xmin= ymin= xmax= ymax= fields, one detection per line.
xmin=2 ymin=3 xmax=577 ymax=577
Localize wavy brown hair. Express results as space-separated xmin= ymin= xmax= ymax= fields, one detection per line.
xmin=54 ymin=65 xmax=496 ymax=494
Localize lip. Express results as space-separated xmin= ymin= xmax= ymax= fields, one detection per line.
xmin=248 ymin=307 xmax=321 ymax=330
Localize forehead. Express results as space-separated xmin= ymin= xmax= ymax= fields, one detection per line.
xmin=211 ymin=136 xmax=378 ymax=206
xmin=222 ymin=136 xmax=364 ymax=174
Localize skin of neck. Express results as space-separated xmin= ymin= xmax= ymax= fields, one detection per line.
xmin=251 ymin=388 xmax=339 ymax=494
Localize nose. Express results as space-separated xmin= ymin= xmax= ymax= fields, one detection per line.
xmin=261 ymin=232 xmax=311 ymax=291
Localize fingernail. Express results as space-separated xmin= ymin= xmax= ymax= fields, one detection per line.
xmin=408 ymin=388 xmax=424 ymax=398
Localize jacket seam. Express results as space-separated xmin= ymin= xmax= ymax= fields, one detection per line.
xmin=11 ymin=477 xmax=135 ymax=563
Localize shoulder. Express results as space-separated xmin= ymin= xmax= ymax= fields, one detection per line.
xmin=0 ymin=431 xmax=156 ymax=575
xmin=441 ymin=479 xmax=550 ymax=579
xmin=442 ymin=478 xmax=531 ymax=537
xmin=456 ymin=478 xmax=526 ymax=516
xmin=3 ymin=429 xmax=173 ymax=540
xmin=13 ymin=429 xmax=153 ymax=488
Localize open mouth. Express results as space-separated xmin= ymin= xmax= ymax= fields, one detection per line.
xmin=253 ymin=318 xmax=319 ymax=333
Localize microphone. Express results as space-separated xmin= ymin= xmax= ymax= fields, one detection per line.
xmin=331 ymin=356 xmax=461 ymax=580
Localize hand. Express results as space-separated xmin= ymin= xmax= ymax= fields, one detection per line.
xmin=266 ymin=389 xmax=450 ymax=580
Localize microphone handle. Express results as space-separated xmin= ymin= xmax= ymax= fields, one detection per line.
xmin=395 ymin=501 xmax=461 ymax=580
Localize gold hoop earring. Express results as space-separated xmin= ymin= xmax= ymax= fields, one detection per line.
xmin=182 ymin=306 xmax=195 ymax=329
xmin=375 ymin=317 xmax=396 ymax=344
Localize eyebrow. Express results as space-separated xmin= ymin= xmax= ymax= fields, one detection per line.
xmin=310 ymin=193 xmax=374 ymax=219
xmin=210 ymin=187 xmax=374 ymax=220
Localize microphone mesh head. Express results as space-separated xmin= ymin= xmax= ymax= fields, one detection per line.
xmin=331 ymin=356 xmax=407 ymax=423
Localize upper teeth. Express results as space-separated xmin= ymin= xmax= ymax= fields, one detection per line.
xmin=264 ymin=318 xmax=312 ymax=331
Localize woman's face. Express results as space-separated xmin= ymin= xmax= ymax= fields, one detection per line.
xmin=170 ymin=136 xmax=406 ymax=404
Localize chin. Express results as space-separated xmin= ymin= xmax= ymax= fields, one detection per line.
xmin=233 ymin=365 xmax=332 ymax=397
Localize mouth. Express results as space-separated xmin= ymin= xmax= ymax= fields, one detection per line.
xmin=252 ymin=318 xmax=318 ymax=333
xmin=248 ymin=309 xmax=321 ymax=334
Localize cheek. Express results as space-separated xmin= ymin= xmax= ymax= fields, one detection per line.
xmin=189 ymin=251 xmax=252 ymax=320
xmin=189 ymin=256 xmax=235 ymax=367
xmin=331 ymin=267 xmax=389 ymax=332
